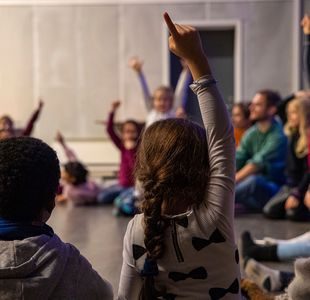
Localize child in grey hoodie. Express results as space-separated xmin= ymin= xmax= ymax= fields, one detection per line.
xmin=0 ymin=137 xmax=113 ymax=300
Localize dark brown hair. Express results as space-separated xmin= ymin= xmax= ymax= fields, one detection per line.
xmin=136 ymin=118 xmax=209 ymax=299
xmin=0 ymin=115 xmax=14 ymax=127
xmin=256 ymin=89 xmax=282 ymax=108
xmin=233 ymin=103 xmax=250 ymax=120
xmin=121 ymin=119 xmax=142 ymax=136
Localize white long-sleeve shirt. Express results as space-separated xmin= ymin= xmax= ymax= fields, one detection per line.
xmin=118 ymin=77 xmax=241 ymax=299
xmin=137 ymin=68 xmax=192 ymax=128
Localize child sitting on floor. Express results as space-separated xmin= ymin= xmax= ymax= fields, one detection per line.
xmin=129 ymin=56 xmax=190 ymax=127
xmin=99 ymin=101 xmax=141 ymax=216
xmin=232 ymin=103 xmax=251 ymax=148
xmin=56 ymin=132 xmax=103 ymax=206
xmin=117 ymin=12 xmax=241 ymax=299
xmin=0 ymin=99 xmax=44 ymax=139
xmin=0 ymin=137 xmax=113 ymax=299
xmin=263 ymin=97 xmax=310 ymax=221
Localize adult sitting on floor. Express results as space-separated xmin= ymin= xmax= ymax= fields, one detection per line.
xmin=235 ymin=90 xmax=287 ymax=212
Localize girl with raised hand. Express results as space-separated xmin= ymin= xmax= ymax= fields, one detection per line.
xmin=118 ymin=13 xmax=241 ymax=300
xmin=129 ymin=55 xmax=190 ymax=128
xmin=55 ymin=132 xmax=102 ymax=206
xmin=98 ymin=101 xmax=141 ymax=213
xmin=0 ymin=99 xmax=44 ymax=140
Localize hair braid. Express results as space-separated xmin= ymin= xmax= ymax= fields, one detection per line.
xmin=135 ymin=118 xmax=210 ymax=299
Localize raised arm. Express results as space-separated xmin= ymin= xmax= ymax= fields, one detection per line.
xmin=55 ymin=132 xmax=78 ymax=162
xmin=164 ymin=13 xmax=235 ymax=230
xmin=128 ymin=57 xmax=152 ymax=111
xmin=118 ymin=14 xmax=236 ymax=298
xmin=23 ymin=99 xmax=44 ymax=136
xmin=107 ymin=101 xmax=123 ymax=150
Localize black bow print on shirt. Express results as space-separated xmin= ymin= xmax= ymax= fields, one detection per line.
xmin=235 ymin=249 xmax=239 ymax=264
xmin=209 ymin=278 xmax=239 ymax=300
xmin=168 ymin=267 xmax=207 ymax=282
xmin=192 ymin=228 xmax=225 ymax=251
xmin=132 ymin=244 xmax=147 ymax=260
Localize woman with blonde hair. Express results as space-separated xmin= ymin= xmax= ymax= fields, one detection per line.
xmin=264 ymin=96 xmax=310 ymax=221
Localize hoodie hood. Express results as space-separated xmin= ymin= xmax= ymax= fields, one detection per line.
xmin=0 ymin=234 xmax=69 ymax=299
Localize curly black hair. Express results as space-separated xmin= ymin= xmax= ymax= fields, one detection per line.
xmin=64 ymin=161 xmax=88 ymax=185
xmin=0 ymin=137 xmax=60 ymax=221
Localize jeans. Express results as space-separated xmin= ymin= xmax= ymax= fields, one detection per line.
xmin=235 ymin=175 xmax=280 ymax=211
xmin=263 ymin=185 xmax=291 ymax=219
xmin=97 ymin=184 xmax=128 ymax=204
xmin=278 ymin=241 xmax=310 ymax=261
xmin=114 ymin=187 xmax=137 ymax=216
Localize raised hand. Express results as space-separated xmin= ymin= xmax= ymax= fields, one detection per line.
xmin=163 ymin=12 xmax=210 ymax=80
xmin=55 ymin=131 xmax=65 ymax=144
xmin=38 ymin=99 xmax=44 ymax=110
xmin=301 ymin=14 xmax=310 ymax=35
xmin=128 ymin=57 xmax=143 ymax=73
xmin=111 ymin=100 xmax=121 ymax=112
xmin=164 ymin=13 xmax=204 ymax=63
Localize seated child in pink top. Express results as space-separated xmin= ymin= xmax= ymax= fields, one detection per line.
xmin=98 ymin=101 xmax=141 ymax=215
xmin=56 ymin=132 xmax=102 ymax=206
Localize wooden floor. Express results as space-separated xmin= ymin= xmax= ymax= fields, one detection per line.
xmin=48 ymin=205 xmax=309 ymax=295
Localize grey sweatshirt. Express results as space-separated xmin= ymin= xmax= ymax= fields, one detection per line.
xmin=0 ymin=234 xmax=113 ymax=300
xmin=118 ymin=78 xmax=241 ymax=299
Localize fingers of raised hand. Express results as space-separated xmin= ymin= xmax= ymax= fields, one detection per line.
xmin=112 ymin=100 xmax=121 ymax=110
xmin=129 ymin=57 xmax=143 ymax=70
xmin=164 ymin=12 xmax=178 ymax=37
xmin=56 ymin=131 xmax=63 ymax=142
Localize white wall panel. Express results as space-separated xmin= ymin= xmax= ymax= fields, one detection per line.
xmin=0 ymin=7 xmax=33 ymax=129
xmin=0 ymin=0 xmax=303 ymax=144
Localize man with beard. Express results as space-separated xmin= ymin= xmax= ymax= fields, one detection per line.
xmin=235 ymin=90 xmax=287 ymax=211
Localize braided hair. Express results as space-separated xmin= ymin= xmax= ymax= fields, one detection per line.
xmin=135 ymin=118 xmax=209 ymax=299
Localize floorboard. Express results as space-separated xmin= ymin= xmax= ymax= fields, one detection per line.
xmin=48 ymin=205 xmax=309 ymax=295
